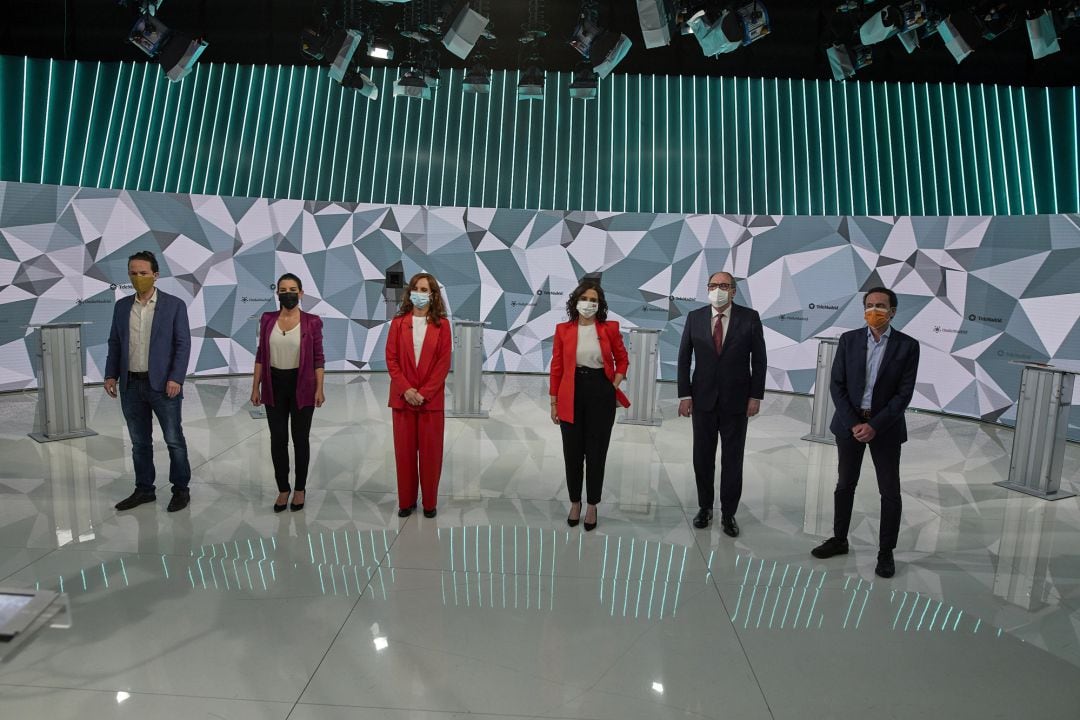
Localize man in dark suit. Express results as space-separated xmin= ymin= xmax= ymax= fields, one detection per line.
xmin=104 ymin=250 xmax=193 ymax=513
xmin=678 ymin=271 xmax=767 ymax=536
xmin=811 ymin=286 xmax=920 ymax=578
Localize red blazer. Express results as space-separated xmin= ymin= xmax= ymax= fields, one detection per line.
xmin=549 ymin=320 xmax=631 ymax=424
xmin=255 ymin=310 xmax=324 ymax=409
xmin=385 ymin=313 xmax=452 ymax=412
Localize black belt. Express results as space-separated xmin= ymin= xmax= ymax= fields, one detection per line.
xmin=127 ymin=371 xmax=149 ymax=380
xmin=575 ymin=366 xmax=605 ymax=375
xmin=859 ymin=409 xmax=872 ymax=421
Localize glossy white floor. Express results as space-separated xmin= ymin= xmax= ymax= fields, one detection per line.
xmin=1 ymin=373 xmax=1080 ymax=719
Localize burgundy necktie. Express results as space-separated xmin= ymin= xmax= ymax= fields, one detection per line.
xmin=713 ymin=313 xmax=724 ymax=354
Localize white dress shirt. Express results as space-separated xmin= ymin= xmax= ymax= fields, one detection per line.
xmin=128 ymin=289 xmax=157 ymax=373
xmin=412 ymin=319 xmax=428 ymax=366
xmin=575 ymin=323 xmax=604 ymax=368
xmin=268 ymin=322 xmax=301 ymax=369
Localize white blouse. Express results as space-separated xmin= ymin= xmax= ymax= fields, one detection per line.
xmin=575 ymin=323 xmax=604 ymax=369
xmin=413 ymin=320 xmax=428 ymax=365
xmin=269 ymin=322 xmax=301 ymax=369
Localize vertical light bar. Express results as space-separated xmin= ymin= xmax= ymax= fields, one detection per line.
xmin=922 ymin=84 xmax=939 ymax=215
xmin=883 ymin=83 xmax=896 ymax=214
xmin=536 ymin=79 xmax=548 ymax=209
xmin=788 ymin=78 xmax=797 ymax=215
xmin=841 ymin=81 xmax=853 ymax=215
xmin=285 ymin=67 xmax=310 ymax=199
xmin=409 ymin=86 xmax=426 ymax=203
xmin=594 ymin=79 xmax=601 ymax=211
xmin=119 ymin=62 xmax=149 ymax=190
xmin=980 ymin=84 xmax=999 ymax=214
xmin=357 ymin=68 xmax=380 ymax=203
xmin=566 ymin=74 xmax=574 ymax=210
xmin=581 ymin=82 xmax=589 ymax=210
xmin=762 ymin=78 xmax=770 ymax=214
xmin=491 ymin=71 xmax=509 ymax=207
xmin=612 ymin=75 xmax=618 ymax=212
xmin=174 ymin=63 xmax=202 ymax=193
xmin=96 ymin=61 xmax=126 ymax=188
xmin=59 ymin=62 xmax=79 ymax=186
xmin=232 ymin=65 xmax=259 ymax=197
xmin=1019 ymin=87 xmax=1037 ymax=215
xmin=937 ymin=84 xmax=953 ymax=216
xmin=439 ymin=70 xmax=454 ymax=206
xmin=452 ymin=70 xmax=467 ymax=206
xmin=802 ymin=79 xmax=812 ymax=215
xmin=272 ymin=66 xmax=295 ymax=199
xmin=828 ymin=81 xmax=838 ymax=216
xmin=815 ymin=80 xmax=824 ymax=214
xmin=328 ymin=80 xmax=346 ymax=203
xmin=546 ymin=72 xmax=559 ymax=209
xmin=201 ymin=63 xmax=227 ymax=195
xmin=213 ymin=64 xmax=240 ymax=195
xmin=747 ymin=77 xmax=754 ymax=214
xmin=907 ymin=83 xmax=924 ymax=215
xmin=478 ymin=84 xmax=492 ymax=207
xmin=149 ymin=80 xmax=174 ymax=191
xmin=245 ymin=65 xmax=270 ymax=197
xmin=303 ymin=70 xmax=326 ymax=201
xmin=966 ymin=84 xmax=984 ymax=215
xmin=623 ymin=73 xmax=629 ymax=211
xmin=137 ymin=74 xmax=162 ymax=190
xmin=719 ymin=78 xmax=725 ymax=213
xmin=1074 ymin=86 xmax=1078 ymax=213
xmin=381 ymin=69 xmax=402 ymax=203
xmin=855 ymin=82 xmax=868 ymax=214
xmin=733 ymin=78 xmax=740 ymax=212
xmin=951 ymin=84 xmax=967 ymax=215
xmin=468 ymin=90 xmax=480 ymax=206
xmin=20 ymin=56 xmax=27 ymax=182
xmin=78 ymin=61 xmax=103 ymax=187
xmin=869 ymin=82 xmax=883 ymax=215
xmin=523 ymin=85 xmax=535 ymax=208
xmin=677 ymin=77 xmax=683 ymax=212
xmin=398 ymin=86 xmax=414 ymax=204
xmin=1046 ymin=87 xmax=1059 ymax=214
xmin=705 ymin=78 xmax=711 ymax=214
xmin=637 ymin=74 xmax=642 ymax=212
xmin=41 ymin=59 xmax=54 ymax=184
xmin=994 ymin=85 xmax=1013 ymax=214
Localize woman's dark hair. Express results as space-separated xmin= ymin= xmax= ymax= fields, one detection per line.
xmin=565 ymin=281 xmax=608 ymax=322
xmin=276 ymin=273 xmax=303 ymax=292
xmin=128 ymin=250 xmax=159 ymax=273
xmin=397 ymin=272 xmax=447 ymax=326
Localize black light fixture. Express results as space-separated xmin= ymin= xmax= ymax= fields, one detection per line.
xmin=687 ymin=1 xmax=772 ymax=57
xmin=569 ymin=1 xmax=633 ymax=79
xmin=569 ymin=63 xmax=599 ymax=100
xmin=126 ymin=1 xmax=207 ymax=82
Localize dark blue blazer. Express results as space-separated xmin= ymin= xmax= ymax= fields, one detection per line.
xmin=677 ymin=304 xmax=767 ymax=414
xmin=105 ymin=290 xmax=192 ymax=394
xmin=829 ymin=327 xmax=920 ymax=442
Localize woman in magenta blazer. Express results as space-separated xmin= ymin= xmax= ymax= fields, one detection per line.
xmin=386 ymin=272 xmax=452 ymax=518
xmin=549 ymin=280 xmax=630 ymax=531
xmin=250 ymin=273 xmax=325 ymax=513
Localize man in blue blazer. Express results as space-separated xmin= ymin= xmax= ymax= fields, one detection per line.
xmin=678 ymin=271 xmax=767 ymax=536
xmin=104 ymin=250 xmax=193 ymax=513
xmin=811 ymin=286 xmax=920 ymax=578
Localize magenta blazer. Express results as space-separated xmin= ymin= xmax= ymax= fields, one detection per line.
xmin=255 ymin=310 xmax=325 ymax=409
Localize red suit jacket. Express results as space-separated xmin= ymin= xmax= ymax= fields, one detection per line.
xmin=549 ymin=319 xmax=631 ymax=424
xmin=385 ymin=313 xmax=453 ymax=412
xmin=255 ymin=310 xmax=325 ymax=409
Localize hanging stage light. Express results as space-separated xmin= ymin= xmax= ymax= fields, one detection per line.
xmin=518 ymin=65 xmax=545 ymax=101
xmin=570 ymin=1 xmax=633 ymax=78
xmin=328 ymin=29 xmax=364 ymax=82
xmin=687 ymin=1 xmax=771 ymax=57
xmin=341 ymin=69 xmax=379 ymax=100
xmin=442 ymin=3 xmax=491 ymax=59
xmin=859 ymin=1 xmax=928 ymax=45
xmin=636 ymin=0 xmax=673 ymax=48
xmin=127 ymin=8 xmax=207 ymax=82
xmin=569 ymin=63 xmax=599 ymax=99
xmin=1026 ymin=8 xmax=1062 ymax=58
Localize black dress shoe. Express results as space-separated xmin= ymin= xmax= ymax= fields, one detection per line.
xmin=166 ymin=490 xmax=190 ymax=513
xmin=721 ymin=515 xmax=739 ymax=538
xmin=115 ymin=490 xmax=156 ymax=511
xmin=567 ymin=503 xmax=581 ymax=528
xmin=692 ymin=508 xmax=713 ymax=529
xmin=875 ymin=549 xmax=896 ymax=578
xmin=811 ymin=537 xmax=849 ymax=559
xmin=423 ymin=507 xmax=437 ymax=518
xmin=398 ymin=504 xmax=417 ymax=518
xmin=273 ymin=501 xmax=288 ymax=513
xmin=583 ymin=506 xmax=598 ymax=532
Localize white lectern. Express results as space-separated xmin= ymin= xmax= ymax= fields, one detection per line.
xmin=618 ymin=328 xmax=662 ymax=427
xmin=995 ymin=361 xmax=1078 ymax=501
xmin=446 ymin=320 xmax=489 ymax=419
xmin=801 ymin=336 xmax=839 ymax=445
xmin=28 ymin=323 xmax=98 ymax=443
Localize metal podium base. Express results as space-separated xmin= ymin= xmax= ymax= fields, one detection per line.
xmin=249 ymin=408 xmax=267 ymax=419
xmin=29 ymin=429 xmax=98 ymax=444
xmin=618 ymin=416 xmax=662 ymax=427
xmin=446 ymin=410 xmax=489 ymax=419
xmin=993 ymin=480 xmax=1076 ymax=501
xmin=801 ymin=432 xmax=836 ymax=446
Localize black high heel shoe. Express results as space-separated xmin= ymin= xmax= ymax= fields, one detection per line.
xmin=289 ymin=491 xmax=305 ymax=512
xmin=423 ymin=507 xmax=437 ymax=518
xmin=398 ymin=504 xmax=417 ymax=518
xmin=567 ymin=502 xmax=582 ymax=528
xmin=583 ymin=505 xmax=598 ymax=532
xmin=273 ymin=492 xmax=289 ymax=513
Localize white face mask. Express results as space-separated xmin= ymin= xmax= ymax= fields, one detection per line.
xmin=708 ymin=288 xmax=731 ymax=307
xmin=576 ymin=300 xmax=599 ymax=318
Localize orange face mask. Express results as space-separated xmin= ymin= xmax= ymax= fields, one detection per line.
xmin=865 ymin=308 xmax=890 ymax=329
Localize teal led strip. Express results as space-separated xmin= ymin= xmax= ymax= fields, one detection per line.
xmin=1 ymin=55 xmax=1076 ymax=215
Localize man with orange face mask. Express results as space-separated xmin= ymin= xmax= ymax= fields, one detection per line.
xmin=810 ymin=287 xmax=920 ymax=578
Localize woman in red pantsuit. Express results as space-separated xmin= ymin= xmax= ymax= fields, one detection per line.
xmin=386 ymin=272 xmax=452 ymax=518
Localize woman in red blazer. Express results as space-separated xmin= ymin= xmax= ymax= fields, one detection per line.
xmin=250 ymin=273 xmax=325 ymax=513
xmin=386 ymin=272 xmax=452 ymax=518
xmin=549 ymin=280 xmax=630 ymax=531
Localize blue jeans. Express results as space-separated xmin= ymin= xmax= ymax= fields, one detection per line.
xmin=120 ymin=376 xmax=191 ymax=492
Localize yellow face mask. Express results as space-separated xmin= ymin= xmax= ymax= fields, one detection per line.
xmin=131 ymin=275 xmax=156 ymax=295
xmin=865 ymin=308 xmax=890 ymax=330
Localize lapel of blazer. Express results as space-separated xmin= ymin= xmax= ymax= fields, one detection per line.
xmin=596 ymin=321 xmax=611 ymax=370
xmin=564 ymin=321 xmax=579 ymax=367
xmin=852 ymin=328 xmax=868 ymax=401
xmin=720 ymin=304 xmax=737 ymax=355
xmin=873 ymin=329 xmax=901 ymax=401
xmin=149 ymin=290 xmax=165 ymax=346
xmin=415 ymin=317 xmax=441 ymax=379
xmin=403 ymin=317 xmax=419 ymax=374
xmin=117 ymin=295 xmax=134 ymax=349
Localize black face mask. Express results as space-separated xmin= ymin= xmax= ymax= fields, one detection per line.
xmin=278 ymin=292 xmax=300 ymax=310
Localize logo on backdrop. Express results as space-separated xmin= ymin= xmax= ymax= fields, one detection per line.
xmin=75 ymin=298 xmax=113 ymax=305
xmin=933 ymin=326 xmax=968 ymax=335
xmin=808 ymin=303 xmax=839 ymax=311
xmin=669 ymin=295 xmax=695 ymax=302
xmin=109 ymin=283 xmax=134 ymax=290
xmin=241 ymin=295 xmax=274 ymax=304
xmin=779 ymin=313 xmax=808 ymax=321
xmin=511 ymin=300 xmax=538 ymax=307
xmin=997 ymin=350 xmax=1033 ymax=359
xmin=641 ymin=305 xmax=668 ymax=313
xmin=968 ymin=313 xmax=1003 ymax=323
xmin=536 ymin=289 xmax=564 ymax=296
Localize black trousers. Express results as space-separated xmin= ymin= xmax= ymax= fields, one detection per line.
xmin=691 ymin=405 xmax=748 ymax=516
xmin=833 ymin=432 xmax=903 ymax=550
xmin=559 ymin=367 xmax=617 ymax=505
xmin=265 ymin=368 xmax=315 ymax=493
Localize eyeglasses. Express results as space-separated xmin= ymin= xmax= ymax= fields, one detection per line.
xmin=707 ymin=283 xmax=733 ymax=291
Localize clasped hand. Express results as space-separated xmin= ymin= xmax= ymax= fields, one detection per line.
xmin=404 ymin=388 xmax=425 ymax=406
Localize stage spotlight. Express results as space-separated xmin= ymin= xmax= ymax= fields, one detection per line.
xmin=637 ymin=0 xmax=673 ymax=47
xmin=442 ymin=3 xmax=490 ymax=59
xmin=518 ymin=65 xmax=545 ymax=101
xmin=687 ymin=2 xmax=771 ymax=57
xmin=973 ymin=2 xmax=1017 ymax=39
xmin=128 ymin=12 xmax=206 ymax=82
xmin=569 ymin=63 xmax=599 ymax=99
xmin=1026 ymin=9 xmax=1062 ymax=58
xmin=463 ymin=61 xmax=492 ymax=93
xmin=897 ymin=27 xmax=920 ymax=52
xmin=301 ymin=27 xmax=328 ymax=60
xmin=827 ymin=42 xmax=872 ymax=81
xmin=859 ymin=2 xmax=928 ymax=45
xmin=341 ymin=69 xmax=379 ymax=100
xmin=367 ymin=36 xmax=395 ymax=60
xmin=328 ymin=29 xmax=364 ymax=82
xmin=938 ymin=16 xmax=973 ymax=62
xmin=393 ymin=69 xmax=432 ymax=100
xmin=570 ymin=2 xmax=632 ymax=79
xmin=592 ymin=32 xmax=632 ymax=78
xmin=128 ymin=14 xmax=171 ymax=57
